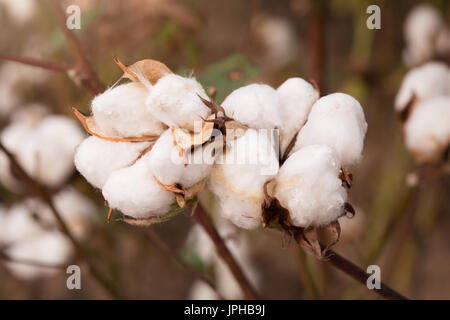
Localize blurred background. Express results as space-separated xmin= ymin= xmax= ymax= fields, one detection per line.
xmin=0 ymin=0 xmax=448 ymax=299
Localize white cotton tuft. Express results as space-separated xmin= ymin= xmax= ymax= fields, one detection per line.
xmin=148 ymin=129 xmax=213 ymax=188
xmin=146 ymin=74 xmax=211 ymax=131
xmin=395 ymin=62 xmax=450 ymax=112
xmin=403 ymin=4 xmax=446 ymax=67
xmin=102 ymin=156 xmax=175 ymax=219
xmin=0 ymin=204 xmax=44 ymax=245
xmin=92 ymin=82 xmax=165 ymax=137
xmin=188 ymin=280 xmax=219 ymax=300
xmin=292 ymin=93 xmax=367 ymax=167
xmin=275 ymin=145 xmax=347 ymax=227
xmin=277 ymin=77 xmax=319 ymax=155
xmin=404 ymin=96 xmax=450 ymax=162
xmin=208 ymin=129 xmax=279 ymax=229
xmin=5 ymin=231 xmax=72 ymax=280
xmin=74 ymin=136 xmax=152 ymax=189
xmin=221 ymin=84 xmax=282 ymax=130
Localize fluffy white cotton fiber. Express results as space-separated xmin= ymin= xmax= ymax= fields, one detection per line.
xmin=275 ymin=145 xmax=347 ymax=227
xmin=292 ymin=93 xmax=367 ymax=167
xmin=208 ymin=129 xmax=279 ymax=229
xmin=146 ymin=74 xmax=211 ymax=131
xmin=395 ymin=62 xmax=449 ymax=112
xmin=277 ymin=77 xmax=319 ymax=155
xmin=91 ymin=82 xmax=165 ymax=137
xmin=404 ymin=96 xmax=450 ymax=162
xmin=102 ymin=154 xmax=175 ymax=219
xmin=221 ymin=84 xmax=282 ymax=130
xmin=74 ymin=136 xmax=153 ymax=189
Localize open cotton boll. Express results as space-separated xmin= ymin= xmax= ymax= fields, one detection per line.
xmin=92 ymin=82 xmax=165 ymax=137
xmin=188 ymin=280 xmax=219 ymax=300
xmin=275 ymin=145 xmax=347 ymax=228
xmin=292 ymin=93 xmax=367 ymax=167
xmin=148 ymin=129 xmax=213 ymax=188
xmin=0 ymin=204 xmax=44 ymax=245
xmin=146 ymin=74 xmax=211 ymax=131
xmin=75 ymin=136 xmax=152 ymax=189
xmin=395 ymin=62 xmax=450 ymax=112
xmin=221 ymin=84 xmax=282 ymax=130
xmin=5 ymin=231 xmax=72 ymax=280
xmin=403 ymin=4 xmax=445 ymax=67
xmin=404 ymin=96 xmax=450 ymax=162
xmin=277 ymin=78 xmax=319 ymax=155
xmin=26 ymin=188 xmax=97 ymax=240
xmin=208 ymin=129 xmax=279 ymax=229
xmin=102 ymin=155 xmax=175 ymax=219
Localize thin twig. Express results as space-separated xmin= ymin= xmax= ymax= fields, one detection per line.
xmin=193 ymin=205 xmax=258 ymax=300
xmin=0 ymin=143 xmax=120 ymax=299
xmin=144 ymin=228 xmax=224 ymax=299
xmin=47 ymin=0 xmax=105 ymax=94
xmin=0 ymin=54 xmax=71 ymax=73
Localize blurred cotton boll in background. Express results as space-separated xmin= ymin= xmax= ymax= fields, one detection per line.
xmin=0 ymin=0 xmax=36 ymax=25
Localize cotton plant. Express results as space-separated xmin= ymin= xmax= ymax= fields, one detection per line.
xmin=73 ymin=57 xmax=368 ymax=257
xmin=395 ymin=62 xmax=450 ymax=163
xmin=185 ymin=220 xmax=260 ymax=300
xmin=403 ymin=3 xmax=449 ymax=67
xmin=0 ymin=188 xmax=96 ymax=280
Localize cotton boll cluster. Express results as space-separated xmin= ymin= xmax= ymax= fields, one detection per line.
xmin=394 ymin=62 xmax=449 ymax=113
xmin=146 ymin=74 xmax=211 ymax=131
xmin=91 ymin=82 xmax=166 ymax=138
xmin=277 ymin=78 xmax=319 ymax=155
xmin=208 ymin=129 xmax=279 ymax=229
xmin=186 ymin=220 xmax=260 ymax=300
xmin=292 ymin=93 xmax=368 ymax=167
xmin=0 ymin=112 xmax=85 ymax=191
xmin=221 ymin=84 xmax=282 ymax=130
xmin=395 ymin=62 xmax=450 ymax=162
xmin=0 ymin=188 xmax=96 ymax=280
xmin=275 ymin=145 xmax=347 ymax=227
xmin=403 ymin=4 xmax=449 ymax=67
xmin=403 ymin=97 xmax=450 ymax=162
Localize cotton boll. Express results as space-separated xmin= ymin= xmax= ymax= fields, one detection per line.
xmin=102 ymin=156 xmax=175 ymax=219
xmin=146 ymin=74 xmax=211 ymax=131
xmin=92 ymin=82 xmax=165 ymax=137
xmin=208 ymin=129 xmax=279 ymax=229
xmin=10 ymin=103 xmax=50 ymax=126
xmin=221 ymin=84 xmax=282 ymax=130
xmin=0 ymin=0 xmax=36 ymax=24
xmin=188 ymin=281 xmax=219 ymax=300
xmin=0 ymin=204 xmax=44 ymax=245
xmin=403 ymin=4 xmax=446 ymax=67
xmin=404 ymin=96 xmax=450 ymax=162
xmin=148 ymin=129 xmax=213 ymax=188
xmin=277 ymin=78 xmax=319 ymax=155
xmin=75 ymin=136 xmax=152 ymax=189
xmin=395 ymin=62 xmax=450 ymax=112
xmin=4 ymin=231 xmax=72 ymax=280
xmin=292 ymin=93 xmax=367 ymax=167
xmin=275 ymin=145 xmax=347 ymax=228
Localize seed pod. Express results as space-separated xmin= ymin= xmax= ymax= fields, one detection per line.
xmin=208 ymin=129 xmax=279 ymax=229
xmin=221 ymin=83 xmax=282 ymax=130
xmin=146 ymin=74 xmax=211 ymax=131
xmin=277 ymin=77 xmax=319 ymax=155
xmin=395 ymin=62 xmax=449 ymax=114
xmin=275 ymin=145 xmax=347 ymax=228
xmin=91 ymin=82 xmax=165 ymax=138
xmin=292 ymin=93 xmax=367 ymax=167
xmin=404 ymin=96 xmax=450 ymax=162
xmin=74 ymin=136 xmax=153 ymax=189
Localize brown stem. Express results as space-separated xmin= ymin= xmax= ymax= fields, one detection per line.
xmin=0 ymin=54 xmax=72 ymax=73
xmin=144 ymin=228 xmax=223 ymax=299
xmin=0 ymin=143 xmax=120 ymax=299
xmin=322 ymin=245 xmax=407 ymax=300
xmin=193 ymin=205 xmax=258 ymax=300
xmin=47 ymin=0 xmax=105 ymax=94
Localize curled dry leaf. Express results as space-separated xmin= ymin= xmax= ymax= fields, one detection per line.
xmin=153 ymin=174 xmax=206 ymax=209
xmin=114 ymin=57 xmax=172 ymax=85
xmin=339 ymin=167 xmax=353 ymax=188
xmin=72 ymin=107 xmax=160 ymax=142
